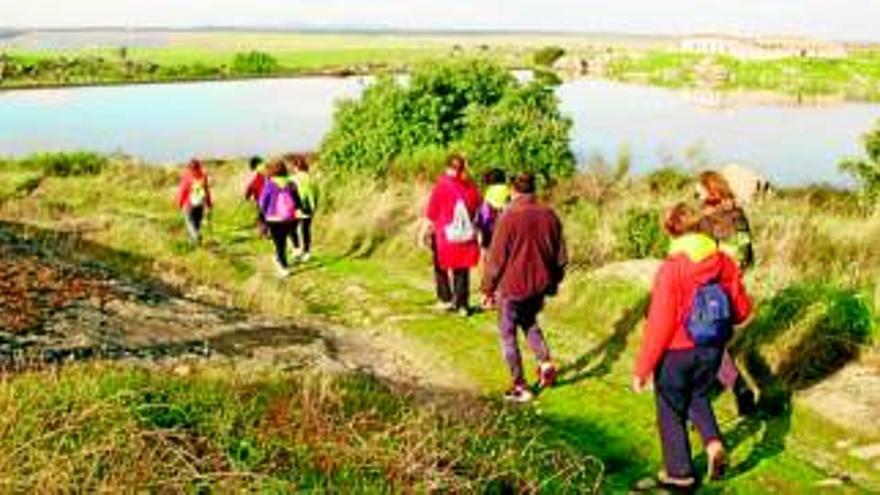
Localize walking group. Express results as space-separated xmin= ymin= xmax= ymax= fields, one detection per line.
xmin=177 ymin=151 xmax=759 ymax=490
xmin=176 ymin=153 xmax=318 ymax=278
xmin=422 ymin=155 xmax=759 ymax=490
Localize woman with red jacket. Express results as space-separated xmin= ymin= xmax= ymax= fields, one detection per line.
xmin=420 ymin=154 xmax=482 ymax=316
xmin=633 ymin=203 xmax=752 ymax=489
xmin=176 ymin=159 xmax=213 ymax=245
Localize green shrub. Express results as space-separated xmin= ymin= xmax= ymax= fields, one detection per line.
xmin=533 ymin=46 xmax=566 ymax=67
xmin=319 ymin=58 xmax=574 ymax=180
xmin=840 ymin=119 xmax=880 ymax=210
xmin=614 ymin=207 xmax=669 ymax=259
xmin=644 ymin=167 xmax=692 ymax=194
xmin=20 ymin=151 xmax=108 ymax=177
xmin=232 ymin=51 xmax=281 ymax=75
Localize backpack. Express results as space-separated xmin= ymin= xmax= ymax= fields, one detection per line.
xmin=190 ymin=181 xmax=206 ymax=207
xmin=274 ymin=187 xmax=297 ymax=221
xmin=686 ymin=281 xmax=733 ymax=347
xmin=444 ymin=199 xmax=476 ymax=244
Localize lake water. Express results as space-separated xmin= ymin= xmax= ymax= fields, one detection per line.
xmin=2 ymin=77 xmax=879 ymax=186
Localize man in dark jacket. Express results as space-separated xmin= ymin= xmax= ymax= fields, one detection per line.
xmin=482 ymin=173 xmax=567 ymax=402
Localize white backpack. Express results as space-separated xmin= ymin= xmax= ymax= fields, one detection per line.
xmin=444 ymin=199 xmax=476 ymax=244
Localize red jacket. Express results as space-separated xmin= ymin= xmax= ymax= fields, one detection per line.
xmin=245 ymin=172 xmax=266 ymax=203
xmin=176 ymin=168 xmax=212 ymax=210
xmin=426 ymin=173 xmax=482 ymax=270
xmin=634 ymin=234 xmax=752 ymax=380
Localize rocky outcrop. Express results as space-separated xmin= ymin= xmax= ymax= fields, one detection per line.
xmin=721 ymin=163 xmax=773 ymax=204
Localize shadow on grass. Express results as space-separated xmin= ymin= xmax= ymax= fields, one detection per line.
xmin=724 ymin=282 xmax=873 ymax=479
xmin=557 ymin=295 xmax=650 ymax=387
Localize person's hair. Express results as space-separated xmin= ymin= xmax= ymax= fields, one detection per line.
xmin=284 ymin=153 xmax=310 ymax=172
xmin=266 ymin=158 xmax=289 ymax=178
xmin=698 ymin=171 xmax=736 ymax=207
xmin=512 ymin=172 xmax=536 ymax=195
xmin=447 ymin=153 xmax=467 ymax=174
xmin=249 ymin=156 xmax=264 ymax=171
xmin=663 ymin=202 xmax=701 ymax=237
xmin=482 ymin=168 xmax=507 ymax=186
xmin=187 ymin=158 xmax=203 ymax=171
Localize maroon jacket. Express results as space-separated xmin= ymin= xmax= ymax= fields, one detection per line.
xmin=482 ymin=195 xmax=567 ymax=300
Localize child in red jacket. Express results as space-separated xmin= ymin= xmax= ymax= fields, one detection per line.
xmin=633 ymin=203 xmax=752 ymax=489
xmin=176 ymin=159 xmax=212 ymax=245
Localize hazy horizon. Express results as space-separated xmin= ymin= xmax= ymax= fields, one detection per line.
xmin=3 ymin=1 xmax=880 ymax=42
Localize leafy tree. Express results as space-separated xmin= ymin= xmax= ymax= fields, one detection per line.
xmin=319 ymin=59 xmax=575 ymax=180
xmin=840 ymin=119 xmax=880 ymax=208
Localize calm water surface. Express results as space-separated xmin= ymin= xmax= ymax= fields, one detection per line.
xmin=2 ymin=77 xmax=879 ymax=186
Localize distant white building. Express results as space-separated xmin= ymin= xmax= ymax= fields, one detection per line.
xmin=681 ymin=34 xmax=847 ymax=60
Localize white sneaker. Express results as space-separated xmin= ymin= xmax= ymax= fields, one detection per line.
xmin=503 ymin=384 xmax=534 ymax=403
xmin=301 ymin=252 xmax=312 ymax=262
xmin=275 ymin=261 xmax=291 ymax=278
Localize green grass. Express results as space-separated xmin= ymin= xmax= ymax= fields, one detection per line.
xmin=1 ymin=156 xmax=878 ymax=492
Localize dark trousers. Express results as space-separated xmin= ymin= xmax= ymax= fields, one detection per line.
xmin=655 ymin=346 xmax=723 ymax=479
xmin=432 ymin=238 xmax=470 ymax=309
xmin=184 ymin=205 xmax=205 ymax=243
xmin=499 ymin=295 xmax=551 ymax=386
xmin=292 ymin=217 xmax=313 ymax=253
xmin=267 ymin=221 xmax=296 ymax=268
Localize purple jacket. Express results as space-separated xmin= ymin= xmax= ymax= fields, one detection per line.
xmin=259 ymin=177 xmax=302 ymax=222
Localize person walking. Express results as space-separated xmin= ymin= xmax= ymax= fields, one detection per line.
xmin=287 ymin=153 xmax=318 ymax=262
xmin=176 ymin=158 xmax=212 ymax=245
xmin=633 ymin=203 xmax=752 ymax=489
xmin=695 ymin=170 xmax=757 ymax=416
xmin=244 ymin=155 xmax=268 ymax=238
xmin=475 ymin=168 xmax=511 ymax=258
xmin=421 ymin=154 xmax=481 ymax=316
xmin=482 ymin=173 xmax=566 ymax=403
xmin=259 ymin=159 xmax=302 ymax=278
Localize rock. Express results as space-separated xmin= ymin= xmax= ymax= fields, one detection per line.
xmin=849 ymin=443 xmax=880 ymax=461
xmin=173 ymin=364 xmax=192 ymax=377
xmin=720 ymin=163 xmax=772 ymax=204
xmin=815 ymin=478 xmax=845 ymax=488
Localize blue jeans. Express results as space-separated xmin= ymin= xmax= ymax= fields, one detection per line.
xmin=654 ymin=346 xmax=723 ymax=478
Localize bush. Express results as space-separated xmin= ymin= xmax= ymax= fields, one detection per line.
xmin=644 ymin=167 xmax=692 ymax=194
xmin=533 ymin=46 xmax=566 ymax=67
xmin=614 ymin=207 xmax=669 ymax=259
xmin=840 ymin=119 xmax=880 ymax=210
xmin=319 ymin=58 xmax=575 ymax=180
xmin=20 ymin=151 xmax=108 ymax=177
xmin=232 ymin=51 xmax=280 ymax=75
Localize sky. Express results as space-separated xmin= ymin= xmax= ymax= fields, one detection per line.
xmin=3 ymin=0 xmax=880 ymax=41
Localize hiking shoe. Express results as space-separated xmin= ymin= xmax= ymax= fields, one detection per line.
xmin=456 ymin=306 xmax=473 ymax=318
xmin=537 ymin=361 xmax=558 ymax=388
xmin=657 ymin=471 xmax=696 ymax=491
xmin=706 ymin=443 xmax=727 ymax=481
xmin=503 ymin=384 xmax=534 ymax=403
xmin=301 ymin=252 xmax=312 ymax=262
xmin=433 ymin=301 xmax=455 ymax=312
xmin=275 ymin=261 xmax=291 ymax=278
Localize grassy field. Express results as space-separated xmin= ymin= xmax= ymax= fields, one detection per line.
xmin=1 ymin=154 xmax=878 ymax=492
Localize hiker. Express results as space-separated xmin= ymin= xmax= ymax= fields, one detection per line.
xmin=244 ymin=155 xmax=268 ymax=238
xmin=696 ymin=170 xmax=757 ymax=416
xmin=259 ymin=159 xmax=302 ymax=278
xmin=475 ymin=168 xmax=511 ymax=257
xmin=176 ymin=158 xmax=212 ymax=245
xmin=286 ymin=153 xmax=317 ymax=262
xmin=482 ymin=173 xmax=566 ymax=403
xmin=420 ymin=154 xmax=481 ymax=316
xmin=633 ymin=203 xmax=752 ymax=489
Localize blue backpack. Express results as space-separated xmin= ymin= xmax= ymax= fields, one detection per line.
xmin=686 ymin=281 xmax=733 ymax=346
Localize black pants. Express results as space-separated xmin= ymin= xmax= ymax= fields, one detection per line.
xmin=432 ymin=238 xmax=470 ymax=309
xmin=655 ymin=346 xmax=723 ymax=479
xmin=267 ymin=221 xmax=296 ymax=268
xmin=292 ymin=217 xmax=313 ymax=254
xmin=184 ymin=205 xmax=205 ymax=243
